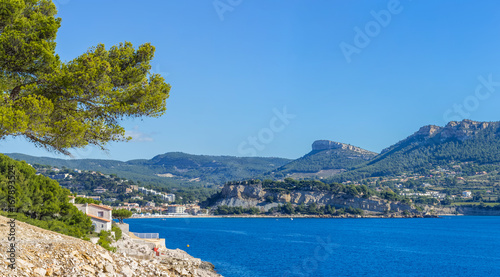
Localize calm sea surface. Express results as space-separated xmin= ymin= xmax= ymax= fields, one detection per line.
xmin=124 ymin=217 xmax=500 ymax=277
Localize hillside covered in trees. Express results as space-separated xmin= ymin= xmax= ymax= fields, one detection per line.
xmin=31 ymin=164 xmax=217 ymax=205
xmin=6 ymin=152 xmax=291 ymax=187
xmin=0 ymin=154 xmax=92 ymax=238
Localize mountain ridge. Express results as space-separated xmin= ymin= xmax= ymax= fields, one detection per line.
xmin=330 ymin=119 xmax=500 ymax=182
xmin=5 ymin=119 xmax=500 ymax=186
xmin=381 ymin=119 xmax=498 ymax=154
xmin=312 ymin=140 xmax=377 ymax=155
xmin=4 ymin=152 xmax=292 ymax=187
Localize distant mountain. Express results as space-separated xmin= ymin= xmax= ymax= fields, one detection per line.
xmin=138 ymin=152 xmax=291 ymax=184
xmin=4 ymin=152 xmax=291 ymax=187
xmin=330 ymin=119 xmax=500 ymax=182
xmin=268 ymin=140 xmax=377 ymax=179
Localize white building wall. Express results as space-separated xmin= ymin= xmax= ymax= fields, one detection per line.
xmin=87 ymin=204 xmax=112 ymax=220
xmin=92 ymin=219 xmax=112 ymax=233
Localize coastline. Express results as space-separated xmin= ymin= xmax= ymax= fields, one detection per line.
xmin=0 ymin=215 xmax=221 ymax=276
xmin=128 ymin=214 xmax=441 ymax=219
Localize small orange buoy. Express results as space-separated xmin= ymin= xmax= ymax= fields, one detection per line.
xmin=187 ymin=244 xmax=190 ymax=247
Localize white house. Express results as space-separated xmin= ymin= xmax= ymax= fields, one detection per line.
xmin=463 ymin=191 xmax=472 ymax=198
xmin=75 ymin=203 xmax=113 ymax=232
xmin=51 ymin=173 xmax=72 ymax=180
xmin=93 ymin=187 xmax=108 ymax=194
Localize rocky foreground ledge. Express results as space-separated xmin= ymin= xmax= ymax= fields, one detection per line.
xmin=0 ymin=216 xmax=221 ymax=277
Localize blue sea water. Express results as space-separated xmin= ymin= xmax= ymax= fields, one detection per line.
xmin=124 ymin=217 xmax=500 ymax=277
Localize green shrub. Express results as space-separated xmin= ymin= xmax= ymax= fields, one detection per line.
xmin=98 ymin=231 xmax=116 ymax=252
xmin=112 ymin=225 xmax=122 ymax=241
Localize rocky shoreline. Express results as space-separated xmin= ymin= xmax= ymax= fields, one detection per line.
xmin=213 ymin=183 xmax=417 ymax=214
xmin=0 ymin=215 xmax=221 ymax=276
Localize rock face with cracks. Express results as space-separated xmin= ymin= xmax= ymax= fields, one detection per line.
xmin=0 ymin=215 xmax=221 ymax=276
xmin=214 ymin=183 xmax=416 ymax=214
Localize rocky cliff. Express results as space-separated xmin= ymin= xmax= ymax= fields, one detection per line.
xmin=415 ymin=120 xmax=494 ymax=140
xmin=272 ymin=140 xmax=377 ymax=178
xmin=456 ymin=206 xmax=500 ymax=216
xmin=312 ymin=140 xmax=376 ymax=156
xmin=382 ymin=119 xmax=499 ymax=154
xmin=420 ymin=205 xmax=500 ymax=216
xmin=213 ymin=184 xmax=415 ymax=214
xmin=0 ymin=215 xmax=221 ymax=277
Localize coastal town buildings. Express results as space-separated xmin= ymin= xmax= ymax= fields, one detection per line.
xmin=121 ymin=203 xmax=142 ymax=213
xmin=114 ymin=202 xmax=205 ymax=217
xmin=167 ymin=205 xmax=186 ymax=214
xmin=185 ymin=205 xmax=201 ymax=215
xmin=164 ymin=194 xmax=176 ymax=202
xmin=137 ymin=187 xmax=175 ymax=202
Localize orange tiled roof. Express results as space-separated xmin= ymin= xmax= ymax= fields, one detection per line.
xmin=87 ymin=214 xmax=111 ymax=223
xmin=89 ymin=203 xmax=113 ymax=211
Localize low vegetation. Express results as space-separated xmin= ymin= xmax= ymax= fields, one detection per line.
xmin=212 ymin=204 xmax=364 ymax=216
xmin=97 ymin=230 xmax=116 ymax=252
xmin=112 ymin=224 xmax=123 ymax=241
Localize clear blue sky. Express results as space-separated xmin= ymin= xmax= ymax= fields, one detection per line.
xmin=3 ymin=0 xmax=500 ymax=161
